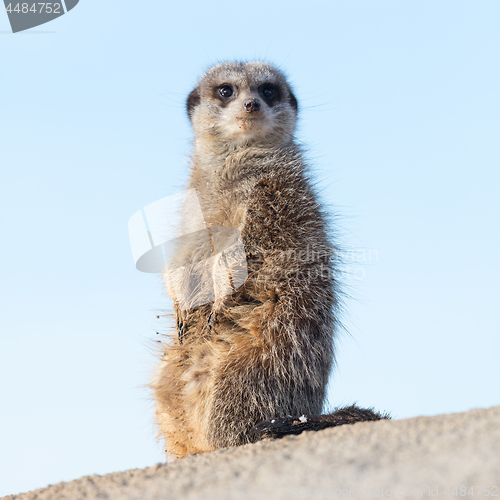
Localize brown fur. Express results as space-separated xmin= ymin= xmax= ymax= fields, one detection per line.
xmin=151 ymin=61 xmax=385 ymax=459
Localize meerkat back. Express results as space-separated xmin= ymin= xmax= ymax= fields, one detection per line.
xmin=152 ymin=61 xmax=387 ymax=459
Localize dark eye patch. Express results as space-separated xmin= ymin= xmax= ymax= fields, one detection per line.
xmin=259 ymin=83 xmax=281 ymax=106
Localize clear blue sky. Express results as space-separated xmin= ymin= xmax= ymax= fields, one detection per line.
xmin=1 ymin=0 xmax=499 ymax=496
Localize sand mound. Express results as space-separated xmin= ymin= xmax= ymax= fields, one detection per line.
xmin=4 ymin=406 xmax=499 ymax=500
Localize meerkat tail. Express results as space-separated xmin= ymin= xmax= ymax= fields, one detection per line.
xmin=250 ymin=405 xmax=390 ymax=440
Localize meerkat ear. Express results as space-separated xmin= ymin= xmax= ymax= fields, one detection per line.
xmin=288 ymin=88 xmax=298 ymax=112
xmin=187 ymin=87 xmax=201 ymax=120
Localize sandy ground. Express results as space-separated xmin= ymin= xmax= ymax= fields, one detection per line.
xmin=4 ymin=406 xmax=499 ymax=500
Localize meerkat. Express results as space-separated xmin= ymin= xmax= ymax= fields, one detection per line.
xmin=152 ymin=61 xmax=387 ymax=459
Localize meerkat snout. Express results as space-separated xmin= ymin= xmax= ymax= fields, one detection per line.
xmin=243 ymin=98 xmax=261 ymax=113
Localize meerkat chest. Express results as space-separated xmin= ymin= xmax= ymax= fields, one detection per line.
xmin=196 ymin=184 xmax=248 ymax=230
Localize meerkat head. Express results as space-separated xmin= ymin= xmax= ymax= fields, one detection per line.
xmin=187 ymin=61 xmax=298 ymax=149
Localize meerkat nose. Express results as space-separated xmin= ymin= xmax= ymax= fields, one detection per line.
xmin=243 ymin=99 xmax=261 ymax=113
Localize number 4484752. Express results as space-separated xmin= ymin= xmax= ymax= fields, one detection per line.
xmin=444 ymin=486 xmax=499 ymax=496
xmin=5 ymin=3 xmax=62 ymax=14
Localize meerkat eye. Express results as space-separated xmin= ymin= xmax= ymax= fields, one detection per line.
xmin=219 ymin=85 xmax=234 ymax=98
xmin=262 ymin=87 xmax=275 ymax=99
